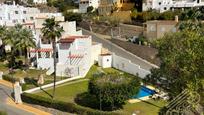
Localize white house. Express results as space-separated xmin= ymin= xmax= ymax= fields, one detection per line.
xmin=0 ymin=3 xmax=40 ymax=26
xmin=0 ymin=3 xmax=63 ymax=27
xmin=28 ymin=18 xmax=102 ymax=77
xmin=143 ymin=0 xmax=204 ymax=12
xmin=29 ymin=35 xmax=102 ymax=77
xmin=79 ymin=0 xmax=100 ymax=13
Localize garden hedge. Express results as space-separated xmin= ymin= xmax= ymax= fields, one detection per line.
xmin=21 ymin=93 xmax=121 ymax=115
xmin=0 ymin=111 xmax=7 ymax=115
xmin=2 ymin=75 xmax=18 ymax=83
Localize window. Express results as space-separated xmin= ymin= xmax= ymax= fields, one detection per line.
xmin=45 ymin=52 xmax=50 ymax=58
xmin=12 ymin=20 xmax=17 ymax=23
xmin=159 ymin=2 xmax=161 ymax=5
xmin=56 ymin=52 xmax=58 ymax=58
xmin=30 ymin=17 xmax=34 ymax=20
xmin=15 ymin=11 xmax=18 ymax=14
xmin=150 ymin=25 xmax=156 ymax=32
xmin=23 ymin=11 xmax=26 ymax=14
xmin=38 ymin=52 xmax=41 ymax=58
xmin=164 ymin=7 xmax=167 ymax=10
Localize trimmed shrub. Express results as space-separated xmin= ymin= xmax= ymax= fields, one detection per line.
xmin=2 ymin=75 xmax=18 ymax=83
xmin=0 ymin=111 xmax=7 ymax=115
xmin=21 ymin=93 xmax=121 ymax=115
xmin=88 ymin=73 xmax=140 ymax=110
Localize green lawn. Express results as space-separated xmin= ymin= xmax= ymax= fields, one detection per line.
xmin=85 ymin=65 xmax=122 ymax=78
xmin=122 ymin=100 xmax=166 ymax=115
xmin=36 ymin=80 xmax=89 ymax=102
xmin=36 ymin=79 xmax=166 ymax=115
xmin=35 ymin=65 xmax=166 ymax=115
xmin=12 ymin=69 xmax=47 ymax=78
xmin=0 ymin=111 xmax=7 ymax=115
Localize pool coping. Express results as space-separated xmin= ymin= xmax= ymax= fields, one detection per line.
xmin=128 ymin=85 xmax=156 ymax=103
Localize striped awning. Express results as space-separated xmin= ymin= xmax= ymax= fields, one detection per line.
xmin=68 ymin=54 xmax=84 ymax=58
xmin=29 ymin=48 xmax=52 ymax=52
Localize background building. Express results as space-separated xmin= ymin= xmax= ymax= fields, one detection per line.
xmin=142 ymin=0 xmax=204 ymax=12
xmin=144 ymin=19 xmax=178 ymax=40
xmin=79 ymin=0 xmax=100 ymax=13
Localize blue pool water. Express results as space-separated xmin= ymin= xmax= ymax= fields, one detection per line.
xmin=132 ymin=86 xmax=155 ymax=99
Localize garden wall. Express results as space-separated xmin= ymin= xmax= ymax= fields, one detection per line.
xmin=112 ymin=54 xmax=150 ymax=78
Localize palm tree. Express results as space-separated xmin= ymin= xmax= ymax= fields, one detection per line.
xmin=41 ymin=18 xmax=64 ymax=98
xmin=16 ymin=26 xmax=36 ymax=66
xmin=2 ymin=26 xmax=19 ymax=67
xmin=2 ymin=24 xmax=36 ymax=68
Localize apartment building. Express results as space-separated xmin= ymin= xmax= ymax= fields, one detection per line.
xmin=142 ymin=0 xmax=204 ymax=12
xmin=0 ymin=3 xmax=40 ymax=26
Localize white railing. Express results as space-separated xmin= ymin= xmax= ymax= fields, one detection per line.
xmin=23 ymin=76 xmax=85 ymax=93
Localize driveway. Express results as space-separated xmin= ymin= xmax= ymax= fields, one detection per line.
xmin=82 ymin=29 xmax=158 ymax=70
xmin=0 ymin=84 xmax=34 ymax=115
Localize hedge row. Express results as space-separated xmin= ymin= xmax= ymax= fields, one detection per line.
xmin=21 ymin=93 xmax=121 ymax=115
xmin=0 ymin=111 xmax=7 ymax=115
xmin=2 ymin=75 xmax=18 ymax=83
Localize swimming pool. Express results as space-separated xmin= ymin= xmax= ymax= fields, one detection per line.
xmin=132 ymin=86 xmax=155 ymax=99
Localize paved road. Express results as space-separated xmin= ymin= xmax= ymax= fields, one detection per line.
xmin=82 ymin=29 xmax=158 ymax=70
xmin=0 ymin=84 xmax=33 ymax=115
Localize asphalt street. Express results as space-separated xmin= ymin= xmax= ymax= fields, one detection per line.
xmin=0 ymin=84 xmax=33 ymax=115
xmin=82 ymin=29 xmax=158 ymax=70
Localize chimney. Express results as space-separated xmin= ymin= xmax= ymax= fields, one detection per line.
xmin=175 ymin=15 xmax=178 ymax=22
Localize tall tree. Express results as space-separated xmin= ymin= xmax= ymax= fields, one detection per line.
xmin=41 ymin=18 xmax=64 ymax=98
xmin=0 ymin=26 xmax=6 ymax=59
xmin=2 ymin=26 xmax=19 ymax=67
xmin=150 ymin=30 xmax=204 ymax=105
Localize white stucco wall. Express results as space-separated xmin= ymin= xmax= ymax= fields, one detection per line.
xmin=56 ymin=36 xmax=93 ymax=77
xmin=60 ymin=21 xmax=82 ymax=37
xmin=37 ymin=58 xmax=54 ymax=69
xmin=112 ymin=54 xmax=150 ymax=78
xmin=91 ymin=43 xmax=102 ymax=65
